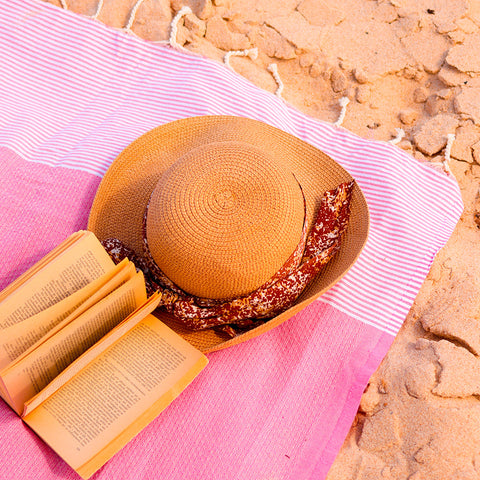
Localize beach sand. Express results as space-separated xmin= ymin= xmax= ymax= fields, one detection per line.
xmin=46 ymin=0 xmax=480 ymax=477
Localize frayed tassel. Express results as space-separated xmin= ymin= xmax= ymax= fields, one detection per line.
xmin=124 ymin=0 xmax=146 ymax=34
xmin=333 ymin=97 xmax=350 ymax=127
xmin=124 ymin=3 xmax=191 ymax=48
xmin=268 ymin=63 xmax=284 ymax=98
xmin=91 ymin=0 xmax=104 ymax=20
xmin=442 ymin=133 xmax=455 ymax=175
xmin=169 ymin=6 xmax=193 ymax=49
xmin=224 ymin=48 xmax=258 ymax=70
xmin=389 ymin=128 xmax=405 ymax=145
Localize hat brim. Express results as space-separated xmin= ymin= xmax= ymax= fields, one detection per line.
xmin=88 ymin=116 xmax=369 ymax=353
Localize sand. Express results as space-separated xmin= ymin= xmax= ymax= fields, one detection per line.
xmin=45 ymin=0 xmax=480 ymax=478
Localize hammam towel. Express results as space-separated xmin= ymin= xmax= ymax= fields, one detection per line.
xmin=0 ymin=1 xmax=463 ymax=479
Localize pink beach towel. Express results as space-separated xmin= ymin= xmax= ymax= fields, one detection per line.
xmin=0 ymin=1 xmax=463 ymax=479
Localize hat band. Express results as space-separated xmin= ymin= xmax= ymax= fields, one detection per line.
xmin=101 ymin=181 xmax=354 ymax=337
xmin=141 ymin=185 xmax=309 ymax=306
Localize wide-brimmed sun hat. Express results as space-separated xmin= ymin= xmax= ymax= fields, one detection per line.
xmin=88 ymin=115 xmax=369 ymax=352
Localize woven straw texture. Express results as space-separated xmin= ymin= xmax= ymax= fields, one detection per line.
xmin=147 ymin=140 xmax=305 ymax=299
xmin=88 ymin=115 xmax=369 ymax=352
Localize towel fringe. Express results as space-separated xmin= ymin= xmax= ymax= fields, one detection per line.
xmin=389 ymin=128 xmax=405 ymax=145
xmin=442 ymin=133 xmax=455 ymax=175
xmin=333 ymin=97 xmax=350 ymax=127
xmin=91 ymin=0 xmax=104 ymax=20
xmin=53 ymin=0 xmax=434 ymax=147
xmin=124 ymin=0 xmax=146 ymax=34
xmin=123 ymin=2 xmax=189 ymax=48
xmin=169 ymin=6 xmax=193 ymax=49
xmin=224 ymin=48 xmax=258 ymax=70
xmin=268 ymin=63 xmax=284 ymax=98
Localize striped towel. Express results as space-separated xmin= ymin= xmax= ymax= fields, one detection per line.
xmin=0 ymin=1 xmax=463 ymax=479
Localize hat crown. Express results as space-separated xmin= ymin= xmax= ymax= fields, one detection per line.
xmin=146 ymin=141 xmax=305 ymax=300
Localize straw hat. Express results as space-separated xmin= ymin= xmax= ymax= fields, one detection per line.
xmin=88 ymin=116 xmax=369 ymax=353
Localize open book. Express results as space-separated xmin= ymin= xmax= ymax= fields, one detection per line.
xmin=0 ymin=231 xmax=208 ymax=479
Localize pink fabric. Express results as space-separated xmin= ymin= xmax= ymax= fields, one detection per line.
xmin=0 ymin=151 xmax=390 ymax=478
xmin=0 ymin=0 xmax=463 ymax=336
xmin=0 ymin=147 xmax=101 ymax=288
xmin=0 ymin=1 xmax=463 ymax=479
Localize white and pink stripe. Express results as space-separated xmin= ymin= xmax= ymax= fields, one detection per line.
xmin=0 ymin=0 xmax=463 ymax=337
xmin=0 ymin=2 xmax=466 ymax=479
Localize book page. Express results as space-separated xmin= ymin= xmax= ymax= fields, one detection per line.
xmin=0 ymin=379 xmax=12 ymax=405
xmin=0 ymin=272 xmax=147 ymax=414
xmin=0 ymin=259 xmax=135 ymax=370
xmin=24 ymin=314 xmax=208 ymax=479
xmin=23 ymin=293 xmax=161 ymax=416
xmin=0 ymin=231 xmax=114 ymax=329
